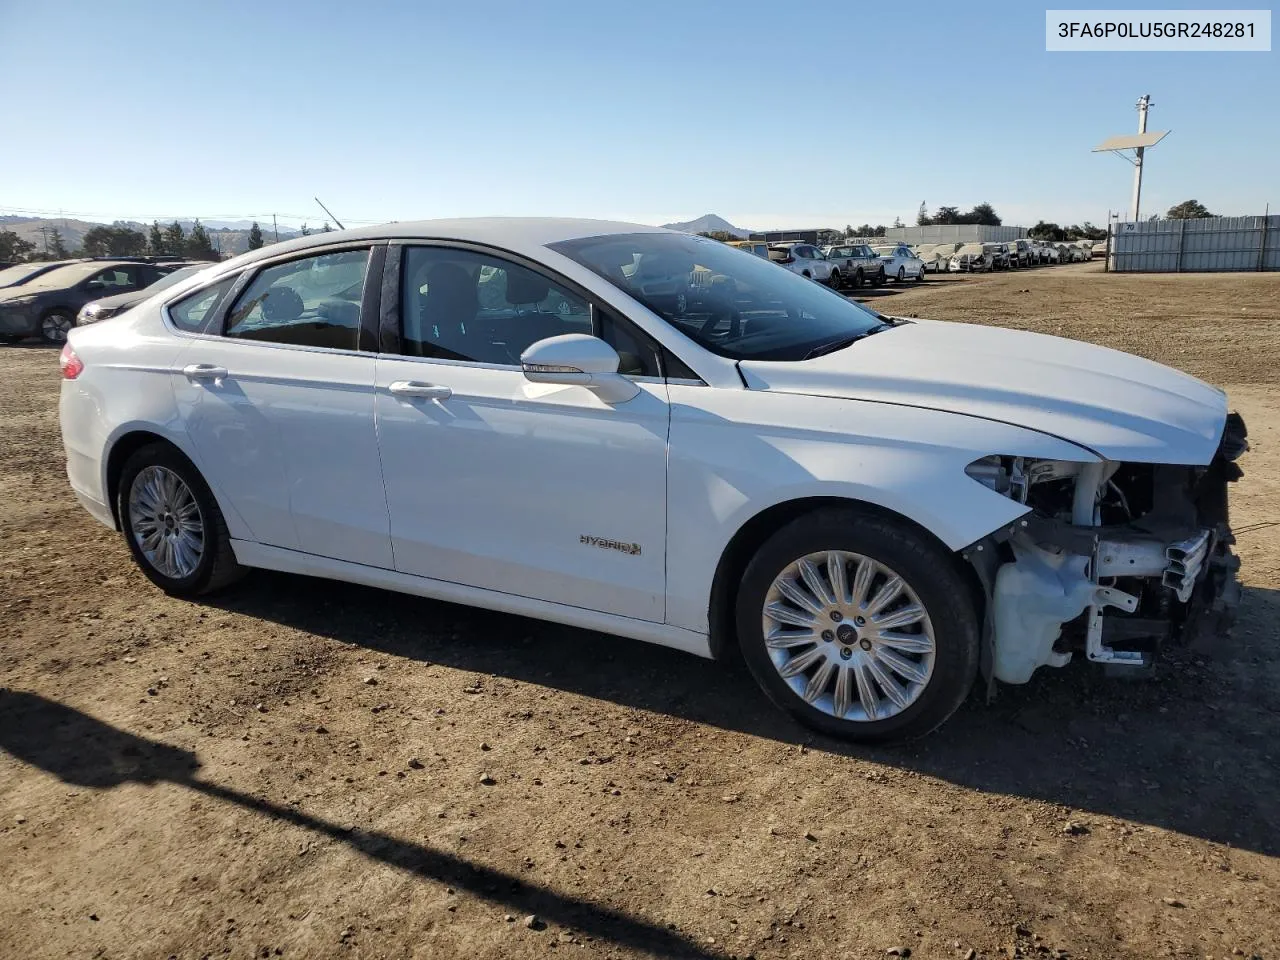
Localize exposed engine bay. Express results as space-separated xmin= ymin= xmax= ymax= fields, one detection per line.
xmin=964 ymin=413 xmax=1248 ymax=685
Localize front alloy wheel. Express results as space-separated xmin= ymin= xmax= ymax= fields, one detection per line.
xmin=736 ymin=508 xmax=978 ymax=742
xmin=761 ymin=551 xmax=935 ymax=722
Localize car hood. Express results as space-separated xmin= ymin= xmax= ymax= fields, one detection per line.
xmin=737 ymin=318 xmax=1227 ymax=464
xmin=84 ymin=288 xmax=148 ymax=312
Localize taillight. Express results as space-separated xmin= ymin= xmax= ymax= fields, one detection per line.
xmin=59 ymin=343 xmax=84 ymax=379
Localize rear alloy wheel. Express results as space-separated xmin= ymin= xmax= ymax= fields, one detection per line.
xmin=914 ymin=266 xmax=925 ymax=282
xmin=118 ymin=443 xmax=244 ymax=596
xmin=736 ymin=508 xmax=978 ymax=742
xmin=40 ymin=310 xmax=75 ymax=344
xmin=896 ymin=267 xmax=906 ymax=283
xmin=828 ymin=269 xmax=842 ymax=290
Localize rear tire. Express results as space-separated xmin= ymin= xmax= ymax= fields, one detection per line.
xmin=875 ymin=268 xmax=886 ymax=286
xmin=736 ymin=507 xmax=979 ymax=743
xmin=117 ymin=443 xmax=245 ymax=597
xmin=853 ymin=269 xmax=864 ymax=289
xmin=40 ymin=310 xmax=74 ymax=344
xmin=828 ymin=269 xmax=842 ymax=290
xmin=896 ymin=267 xmax=906 ymax=283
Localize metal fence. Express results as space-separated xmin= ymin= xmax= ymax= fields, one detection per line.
xmin=882 ymin=225 xmax=1029 ymax=244
xmin=1109 ymin=214 xmax=1279 ymax=272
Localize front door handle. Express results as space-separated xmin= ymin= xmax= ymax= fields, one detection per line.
xmin=388 ymin=380 xmax=452 ymax=401
xmin=182 ymin=363 xmax=228 ymax=382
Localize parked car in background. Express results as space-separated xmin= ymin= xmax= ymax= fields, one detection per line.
xmin=914 ymin=244 xmax=949 ymax=273
xmin=58 ymin=218 xmax=1245 ymax=743
xmin=1077 ymin=241 xmax=1095 ymax=261
xmin=0 ymin=260 xmax=175 ymax=343
xmin=821 ymin=243 xmax=886 ymax=288
xmin=769 ymin=242 xmax=838 ymax=286
xmin=727 ymin=240 xmax=770 ymax=258
xmin=1008 ymin=239 xmax=1033 ymax=268
xmin=872 ymin=244 xmax=926 ymax=283
xmin=1091 ymin=240 xmax=1108 ymax=259
xmin=77 ymin=263 xmax=214 ymax=326
xmin=986 ymin=243 xmax=1012 ymax=271
xmin=948 ymin=243 xmax=990 ymax=272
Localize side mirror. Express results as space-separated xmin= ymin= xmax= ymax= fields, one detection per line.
xmin=520 ymin=334 xmax=640 ymax=404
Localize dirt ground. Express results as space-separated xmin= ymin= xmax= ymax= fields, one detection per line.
xmin=2 ymin=262 xmax=1278 ymax=960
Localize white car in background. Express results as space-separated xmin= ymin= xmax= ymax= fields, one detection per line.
xmin=58 ymin=219 xmax=1246 ymax=743
xmin=914 ymin=244 xmax=949 ymax=273
xmin=872 ymin=244 xmax=926 ymax=282
xmin=768 ymin=242 xmax=838 ymax=286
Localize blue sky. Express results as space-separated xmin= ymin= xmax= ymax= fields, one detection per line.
xmin=1 ymin=0 xmax=1275 ymax=232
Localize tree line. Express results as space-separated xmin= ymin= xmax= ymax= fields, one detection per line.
xmin=0 ymin=219 xmax=278 ymax=265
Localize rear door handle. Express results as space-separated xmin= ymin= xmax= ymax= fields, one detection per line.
xmin=182 ymin=363 xmax=228 ymax=382
xmin=388 ymin=380 xmax=452 ymax=401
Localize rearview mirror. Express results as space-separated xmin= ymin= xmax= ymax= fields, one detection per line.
xmin=521 ymin=334 xmax=640 ymax=404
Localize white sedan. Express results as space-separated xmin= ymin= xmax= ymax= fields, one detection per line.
xmin=59 ymin=219 xmax=1246 ymax=742
xmin=872 ymin=244 xmax=927 ymax=282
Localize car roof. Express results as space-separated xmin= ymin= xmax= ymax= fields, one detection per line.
xmin=220 ymin=218 xmax=671 ymax=272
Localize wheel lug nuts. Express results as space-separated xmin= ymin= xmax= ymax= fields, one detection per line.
xmin=821 ymin=630 xmax=835 ymax=642
xmin=839 ymin=647 xmax=853 ymax=660
xmin=830 ymin=611 xmax=843 ymax=622
xmin=855 ymin=616 xmax=865 ymax=626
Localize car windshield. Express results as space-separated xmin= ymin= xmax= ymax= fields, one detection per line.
xmin=0 ymin=263 xmax=58 ymax=287
xmin=550 ymin=232 xmax=888 ymax=362
xmin=827 ymin=247 xmax=855 ymax=257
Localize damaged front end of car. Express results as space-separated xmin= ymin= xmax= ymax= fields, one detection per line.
xmin=962 ymin=413 xmax=1248 ymax=687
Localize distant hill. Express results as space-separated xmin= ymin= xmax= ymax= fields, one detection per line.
xmin=661 ymin=214 xmax=749 ymax=238
xmin=0 ymin=216 xmax=306 ymax=258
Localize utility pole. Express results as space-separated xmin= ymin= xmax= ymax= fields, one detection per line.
xmin=1131 ymin=95 xmax=1150 ymax=221
xmin=1092 ymin=97 xmax=1168 ymax=223
xmin=272 ymin=214 xmax=279 ymax=243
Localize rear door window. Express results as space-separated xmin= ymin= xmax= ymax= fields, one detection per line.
xmin=224 ymin=249 xmax=369 ymax=350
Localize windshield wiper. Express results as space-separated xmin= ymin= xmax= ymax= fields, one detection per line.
xmin=802 ymin=322 xmax=894 ymax=360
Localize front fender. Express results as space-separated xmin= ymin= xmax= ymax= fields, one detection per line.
xmin=664 ymin=386 xmax=1098 ymax=635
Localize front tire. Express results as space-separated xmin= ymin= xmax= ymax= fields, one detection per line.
xmin=896 ymin=266 xmax=906 ymax=283
xmin=118 ymin=443 xmax=244 ymax=596
xmin=828 ymin=269 xmax=841 ymax=289
xmin=735 ymin=507 xmax=978 ymax=743
xmin=874 ymin=268 xmax=886 ymax=286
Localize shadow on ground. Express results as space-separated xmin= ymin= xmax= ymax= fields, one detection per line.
xmin=0 ymin=689 xmax=725 ymax=960
xmin=194 ymin=571 xmax=1280 ymax=858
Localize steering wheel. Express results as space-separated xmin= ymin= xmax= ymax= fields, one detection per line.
xmin=698 ymin=308 xmax=741 ymax=341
